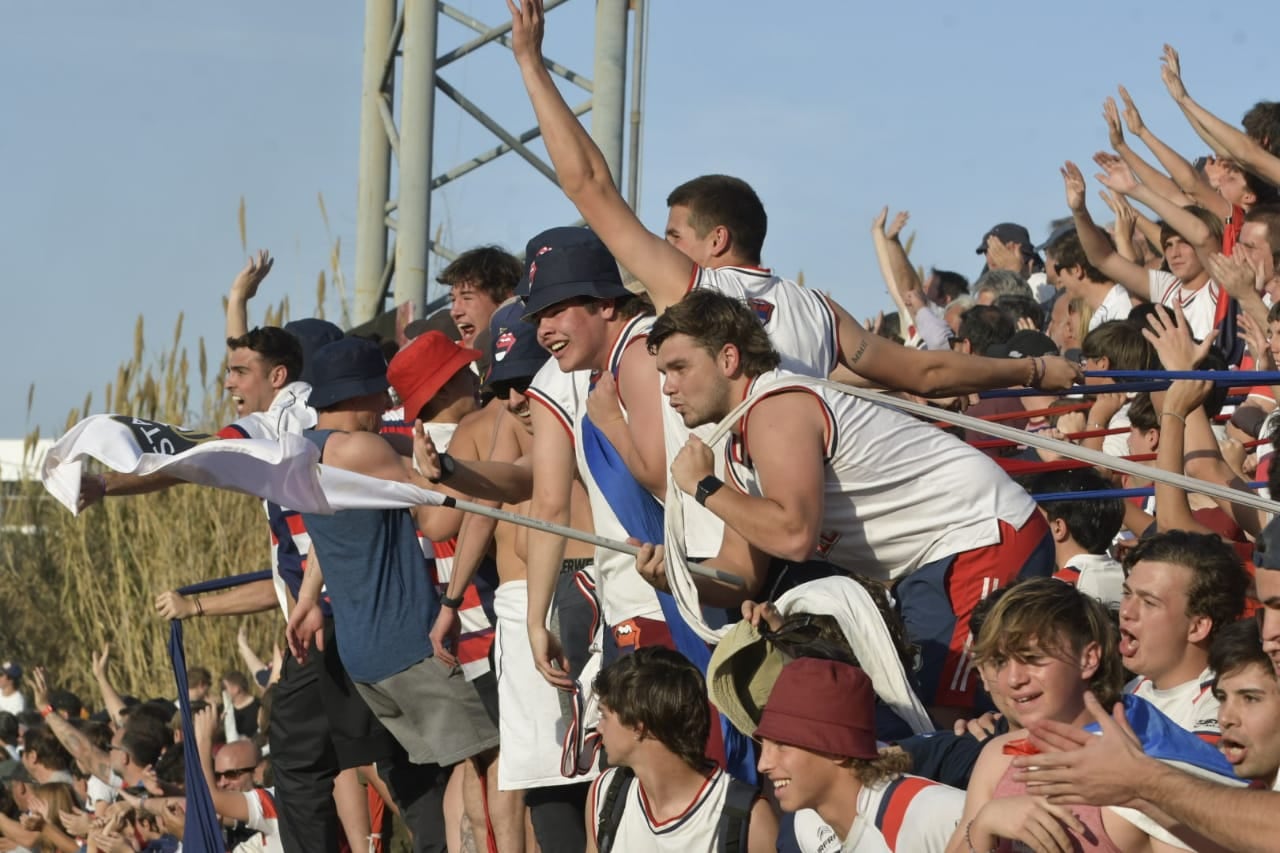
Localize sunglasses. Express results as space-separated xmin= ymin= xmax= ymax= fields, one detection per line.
xmin=214 ymin=766 xmax=256 ymax=781
xmin=488 ymin=377 xmax=532 ymax=399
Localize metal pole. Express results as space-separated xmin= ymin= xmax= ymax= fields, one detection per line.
xmin=590 ymin=0 xmax=628 ymax=188
xmin=626 ymin=0 xmax=646 ymax=209
xmin=394 ymin=0 xmax=440 ymax=318
xmin=353 ymin=0 xmax=397 ymax=324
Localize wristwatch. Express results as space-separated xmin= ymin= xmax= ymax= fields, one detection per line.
xmin=695 ymin=475 xmax=724 ymax=506
xmin=429 ymin=452 xmax=456 ymax=484
xmin=439 ymin=592 xmax=465 ymax=609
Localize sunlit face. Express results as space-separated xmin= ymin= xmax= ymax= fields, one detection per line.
xmin=225 ymin=348 xmax=281 ymax=417
xmin=596 ymin=702 xmax=639 ymax=768
xmin=756 ymin=737 xmax=839 ymax=814
xmin=1163 ymin=235 xmax=1204 ymax=282
xmin=504 ymin=385 xmax=534 ymax=434
xmin=1256 ymin=569 xmax=1280 ymax=675
xmin=979 ymin=636 xmax=1098 ymax=730
xmin=533 ymin=298 xmax=609 ymax=373
xmin=1118 ymin=560 xmax=1202 ymax=686
xmin=1237 ymin=222 xmax=1276 ymax=285
xmin=450 ymin=282 xmax=501 ymax=349
xmin=1215 ymin=661 xmax=1280 ymax=784
xmin=664 ymin=204 xmax=719 ymax=268
xmin=213 ymin=743 xmax=258 ymax=793
xmin=1055 ymin=263 xmax=1085 ymax=298
xmin=655 ymin=333 xmax=735 ymax=428
xmin=1267 ymin=320 xmax=1280 ymax=363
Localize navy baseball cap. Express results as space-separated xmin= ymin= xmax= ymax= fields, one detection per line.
xmin=519 ymin=228 xmax=629 ymax=319
xmin=284 ymin=318 xmax=345 ymax=385
xmin=515 ymin=226 xmax=606 ymax=299
xmin=976 ymin=222 xmax=1036 ymax=257
xmin=1037 ymin=222 xmax=1077 ymax=253
xmin=487 ymin=302 xmax=549 ymax=387
xmin=306 ymin=337 xmax=389 ymax=409
xmin=1255 ymin=516 xmax=1280 ymax=571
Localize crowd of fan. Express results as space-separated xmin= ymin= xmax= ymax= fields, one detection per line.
xmin=12 ymin=2 xmax=1280 ymax=851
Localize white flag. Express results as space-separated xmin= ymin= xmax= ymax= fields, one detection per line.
xmin=42 ymin=414 xmax=447 ymax=516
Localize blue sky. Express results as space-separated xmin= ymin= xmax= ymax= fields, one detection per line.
xmin=4 ymin=1 xmax=1276 ymax=437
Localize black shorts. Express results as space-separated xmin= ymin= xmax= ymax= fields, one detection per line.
xmin=319 ymin=617 xmax=397 ymax=769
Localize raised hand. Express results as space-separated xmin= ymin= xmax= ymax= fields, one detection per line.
xmin=1061 ymin=161 xmax=1087 ymax=212
xmin=1117 ymin=85 xmax=1146 ymax=135
xmin=1142 ymin=302 xmax=1215 ymax=371
xmin=91 ymin=643 xmax=110 ymax=680
xmin=1103 ymin=97 xmax=1125 ymax=149
xmin=31 ymin=666 xmax=49 ymax=710
xmin=1099 ymin=190 xmax=1136 ymax=234
xmin=412 ymin=420 xmax=445 ymax=482
xmin=1206 ymin=251 xmax=1264 ymax=300
xmin=1094 ymin=155 xmax=1140 ymax=197
xmin=506 ymin=0 xmax=546 ymax=70
xmin=1163 ymin=378 xmax=1214 ymax=419
xmin=1160 ymin=44 xmax=1188 ymax=102
xmin=984 ymin=234 xmax=1025 ymax=273
xmin=740 ymin=599 xmax=784 ymax=632
xmin=885 ymin=210 xmax=910 ymax=241
xmin=229 ymin=250 xmax=273 ymax=303
xmin=871 ymin=206 xmax=887 ymax=234
xmin=671 ymin=436 xmax=715 ymax=496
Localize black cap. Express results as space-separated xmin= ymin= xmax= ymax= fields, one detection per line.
xmin=515 ymin=226 xmax=614 ymax=300
xmin=487 ymin=301 xmax=550 ymax=386
xmin=1037 ymin=222 xmax=1077 ymax=253
xmin=986 ymin=329 xmax=1060 ymax=359
xmin=306 ymin=338 xmax=389 ymax=409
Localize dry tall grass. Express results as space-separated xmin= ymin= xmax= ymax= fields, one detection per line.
xmin=1 ymin=311 xmax=278 ymax=706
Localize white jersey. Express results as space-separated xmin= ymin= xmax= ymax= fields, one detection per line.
xmin=590 ymin=766 xmax=737 ymax=851
xmin=527 ymin=315 xmax=663 ymax=626
xmin=723 ymin=371 xmax=1036 ymax=582
xmin=1126 ymin=667 xmax=1221 ymax=742
xmin=1089 ymin=284 xmax=1133 ymax=330
xmin=793 ymin=775 xmax=963 ymax=853
xmin=692 ymin=265 xmax=839 ymax=378
xmin=0 ymin=690 xmax=26 ymax=716
xmin=1148 ymin=270 xmax=1224 ymax=343
xmin=1056 ymin=553 xmax=1124 ymax=610
xmin=233 ymin=787 xmax=284 ymax=853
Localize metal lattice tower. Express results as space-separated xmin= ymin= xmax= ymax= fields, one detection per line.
xmin=350 ymin=0 xmax=648 ymax=326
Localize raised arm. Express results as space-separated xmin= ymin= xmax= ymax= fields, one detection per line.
xmin=1106 ymin=93 xmax=1198 ymax=208
xmin=90 ymin=644 xmax=127 ymax=729
xmin=192 ymin=706 xmax=252 ymax=822
xmin=1115 ymin=88 xmax=1225 ymax=216
xmin=1162 ymin=44 xmax=1280 ymax=187
xmin=508 ymin=0 xmax=693 ymax=312
xmin=30 ymin=668 xmax=115 ymax=785
xmin=1095 ymin=155 xmax=1217 ymax=257
xmin=1152 ymin=382 xmax=1219 ymax=536
xmin=225 ymin=250 xmax=274 ymax=341
xmin=1062 ymin=161 xmax=1153 ymax=298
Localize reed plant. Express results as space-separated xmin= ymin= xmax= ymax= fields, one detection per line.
xmin=0 ymin=309 xmax=281 ymax=707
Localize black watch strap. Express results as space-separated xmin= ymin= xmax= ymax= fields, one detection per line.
xmin=430 ymin=452 xmax=456 ymax=484
xmin=439 ymin=592 xmax=465 ymax=609
xmin=695 ymin=475 xmax=724 ymax=506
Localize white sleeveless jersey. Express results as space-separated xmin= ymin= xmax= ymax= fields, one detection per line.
xmin=793 ymin=774 xmax=964 ymax=853
xmin=676 ymin=266 xmax=840 ymax=555
xmin=527 ymin=315 xmax=664 ymax=626
xmin=723 ymin=371 xmax=1036 ymax=582
xmin=591 ymin=766 xmax=734 ymax=851
xmin=692 ymin=265 xmax=839 ymax=378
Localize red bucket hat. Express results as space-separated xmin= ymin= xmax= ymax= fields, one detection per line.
xmin=753 ymin=658 xmax=879 ymax=760
xmin=387 ymin=331 xmax=480 ymax=421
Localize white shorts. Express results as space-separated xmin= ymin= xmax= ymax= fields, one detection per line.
xmin=494 ymin=579 xmax=601 ymax=789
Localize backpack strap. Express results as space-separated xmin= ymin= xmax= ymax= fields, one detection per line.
xmin=717 ymin=777 xmax=759 ymax=853
xmin=595 ymin=767 xmax=635 ymax=853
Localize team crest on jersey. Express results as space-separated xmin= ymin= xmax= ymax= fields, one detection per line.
xmin=494 ymin=329 xmax=516 ymax=361
xmin=748 ymin=297 xmax=775 ymax=325
xmin=815 ymin=530 xmax=842 ymax=558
